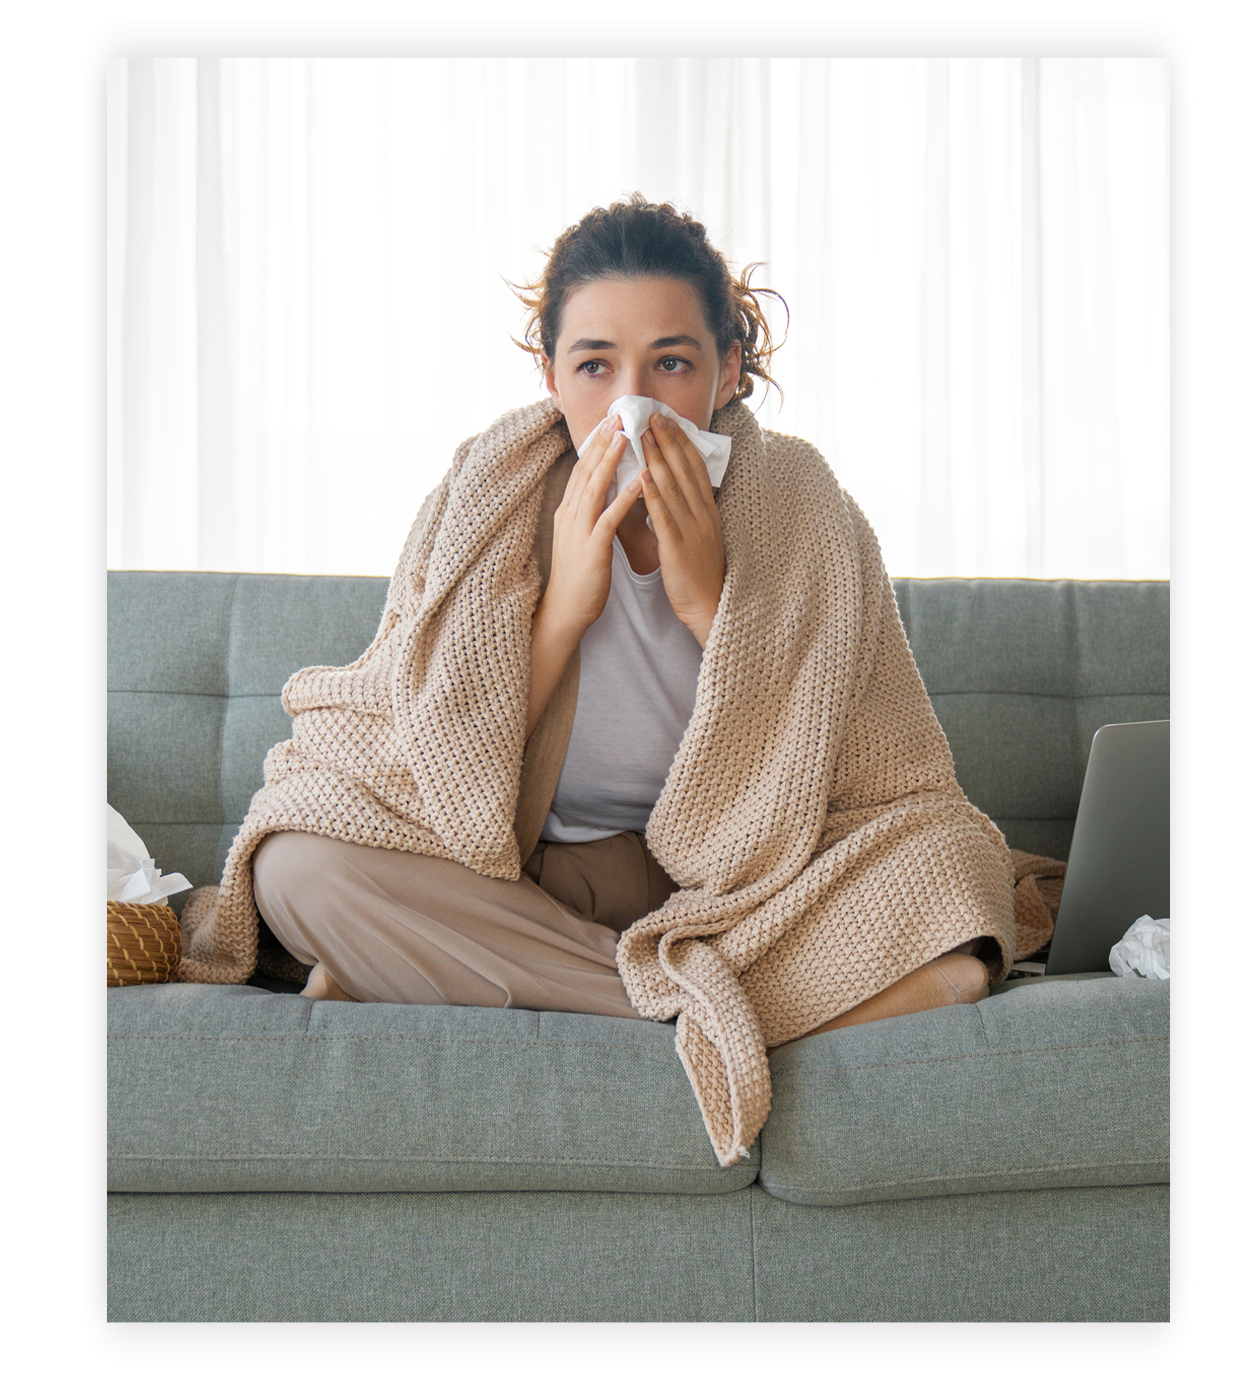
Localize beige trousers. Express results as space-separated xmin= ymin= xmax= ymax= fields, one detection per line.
xmin=251 ymin=830 xmax=678 ymax=1017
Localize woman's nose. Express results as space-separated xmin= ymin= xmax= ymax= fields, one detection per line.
xmin=618 ymin=364 xmax=645 ymax=398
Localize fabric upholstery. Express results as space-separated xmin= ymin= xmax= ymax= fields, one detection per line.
xmin=106 ymin=1181 xmax=1166 ymax=1322
xmin=107 ymin=984 xmax=758 ymax=1195
xmin=107 ymin=572 xmax=392 ymax=903
xmin=896 ymin=579 xmax=1169 ymax=859
xmin=759 ymin=975 xmax=1168 ymax=1206
xmin=750 ymin=1182 xmax=1169 ymax=1322
xmin=106 ymin=1187 xmax=757 ymax=1322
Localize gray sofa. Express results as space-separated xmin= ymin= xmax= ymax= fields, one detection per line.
xmin=107 ymin=572 xmax=1169 ymax=1322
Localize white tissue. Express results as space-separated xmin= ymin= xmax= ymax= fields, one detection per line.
xmin=107 ymin=803 xmax=191 ymax=905
xmin=1109 ymin=915 xmax=1170 ymax=981
xmin=576 ymin=395 xmax=732 ymax=530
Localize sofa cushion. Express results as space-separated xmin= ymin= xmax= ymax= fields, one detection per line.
xmin=107 ymin=985 xmax=758 ymax=1195
xmin=759 ymin=976 xmax=1167 ymax=1206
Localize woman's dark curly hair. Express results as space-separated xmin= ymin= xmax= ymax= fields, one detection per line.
xmin=512 ymin=194 xmax=788 ymax=406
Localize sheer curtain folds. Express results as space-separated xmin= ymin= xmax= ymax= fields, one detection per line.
xmin=107 ymin=57 xmax=1167 ymax=579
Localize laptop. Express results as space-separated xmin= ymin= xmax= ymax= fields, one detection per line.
xmin=1018 ymin=719 xmax=1170 ymax=978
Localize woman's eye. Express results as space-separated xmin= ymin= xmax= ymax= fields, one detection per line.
xmin=660 ymin=356 xmax=687 ymax=372
xmin=577 ymin=361 xmax=606 ymax=376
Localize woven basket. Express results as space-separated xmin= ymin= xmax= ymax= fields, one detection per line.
xmin=107 ymin=901 xmax=182 ymax=987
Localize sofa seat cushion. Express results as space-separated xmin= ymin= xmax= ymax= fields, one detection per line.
xmin=107 ymin=986 xmax=759 ymax=1194
xmin=759 ymin=976 xmax=1167 ymax=1206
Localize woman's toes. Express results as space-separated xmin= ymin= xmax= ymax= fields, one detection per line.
xmin=300 ymin=962 xmax=356 ymax=1001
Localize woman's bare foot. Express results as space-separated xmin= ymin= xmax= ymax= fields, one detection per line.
xmin=768 ymin=951 xmax=989 ymax=1053
xmin=300 ymin=962 xmax=358 ymax=1002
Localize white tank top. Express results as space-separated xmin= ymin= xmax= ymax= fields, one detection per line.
xmin=540 ymin=536 xmax=704 ymax=843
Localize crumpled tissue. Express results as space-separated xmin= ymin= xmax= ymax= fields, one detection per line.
xmin=107 ymin=803 xmax=191 ymax=906
xmin=577 ymin=395 xmax=732 ymax=530
xmin=1109 ymin=914 xmax=1170 ymax=981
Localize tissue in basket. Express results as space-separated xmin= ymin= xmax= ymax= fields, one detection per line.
xmin=107 ymin=804 xmax=191 ymax=986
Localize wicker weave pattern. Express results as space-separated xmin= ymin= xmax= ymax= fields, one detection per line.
xmin=107 ymin=902 xmax=182 ymax=986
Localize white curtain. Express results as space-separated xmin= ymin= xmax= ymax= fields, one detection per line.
xmin=107 ymin=57 xmax=1168 ymax=579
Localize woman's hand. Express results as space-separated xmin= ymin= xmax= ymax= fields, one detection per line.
xmin=638 ymin=412 xmax=726 ymax=647
xmin=543 ymin=415 xmax=640 ymax=636
xmin=526 ymin=416 xmax=640 ymax=738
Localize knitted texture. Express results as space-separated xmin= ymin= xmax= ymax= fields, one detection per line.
xmin=175 ymin=399 xmax=568 ymax=984
xmin=612 ymin=406 xmax=1017 ymax=1163
xmin=1009 ymin=849 xmax=1068 ymax=959
xmin=177 ymin=397 xmax=1018 ymax=1165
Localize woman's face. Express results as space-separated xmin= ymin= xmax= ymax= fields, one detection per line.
xmin=543 ymin=276 xmax=742 ymax=450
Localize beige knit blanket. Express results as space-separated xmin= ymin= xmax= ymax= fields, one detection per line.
xmin=178 ymin=397 xmax=1019 ymax=1166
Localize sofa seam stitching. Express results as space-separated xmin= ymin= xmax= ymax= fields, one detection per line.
xmin=759 ymin=1156 xmax=1170 ymax=1197
xmin=110 ymin=689 xmax=286 ymax=699
xmin=926 ymin=688 xmax=1167 ymax=699
xmin=220 ymin=575 xmax=241 ymax=827
xmin=760 ymin=1033 xmax=1167 ymax=1076
xmin=107 ymin=1151 xmax=753 ymax=1171
xmin=106 ymin=1033 xmax=678 ymax=1053
xmin=107 ymin=1030 xmax=1164 ymax=1058
xmin=750 ymin=1179 xmax=760 ymax=1322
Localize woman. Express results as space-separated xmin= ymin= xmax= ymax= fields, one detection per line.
xmin=180 ymin=197 xmax=1018 ymax=1165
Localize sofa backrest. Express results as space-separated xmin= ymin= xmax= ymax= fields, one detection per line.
xmin=893 ymin=579 xmax=1169 ymax=860
xmin=107 ymin=573 xmax=1168 ymax=900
